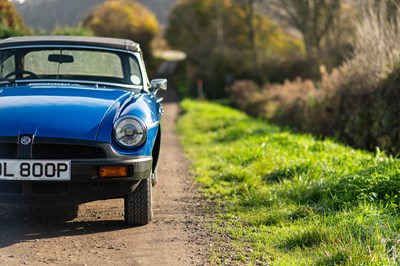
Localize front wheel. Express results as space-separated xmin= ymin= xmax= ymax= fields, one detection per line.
xmin=124 ymin=177 xmax=152 ymax=226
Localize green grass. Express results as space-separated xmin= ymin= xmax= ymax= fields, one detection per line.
xmin=177 ymin=99 xmax=400 ymax=265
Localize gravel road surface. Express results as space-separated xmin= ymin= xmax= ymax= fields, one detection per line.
xmin=0 ymin=88 xmax=209 ymax=265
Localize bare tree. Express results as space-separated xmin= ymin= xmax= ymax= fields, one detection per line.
xmin=266 ymin=0 xmax=341 ymax=58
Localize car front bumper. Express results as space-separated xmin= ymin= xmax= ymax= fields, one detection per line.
xmin=0 ymin=156 xmax=152 ymax=206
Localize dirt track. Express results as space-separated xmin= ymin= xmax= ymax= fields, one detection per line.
xmin=0 ymin=90 xmax=209 ymax=265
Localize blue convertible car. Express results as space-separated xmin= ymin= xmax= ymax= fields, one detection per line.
xmin=0 ymin=36 xmax=166 ymax=225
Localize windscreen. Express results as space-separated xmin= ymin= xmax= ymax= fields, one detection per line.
xmin=0 ymin=48 xmax=143 ymax=86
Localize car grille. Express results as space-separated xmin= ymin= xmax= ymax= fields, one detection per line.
xmin=33 ymin=144 xmax=107 ymax=159
xmin=0 ymin=142 xmax=107 ymax=159
xmin=0 ymin=143 xmax=18 ymax=159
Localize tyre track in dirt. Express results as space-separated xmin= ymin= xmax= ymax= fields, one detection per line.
xmin=0 ymin=86 xmax=209 ymax=265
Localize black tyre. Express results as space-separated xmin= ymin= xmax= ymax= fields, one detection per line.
xmin=124 ymin=177 xmax=152 ymax=226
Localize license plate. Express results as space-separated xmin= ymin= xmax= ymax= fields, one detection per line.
xmin=0 ymin=160 xmax=71 ymax=181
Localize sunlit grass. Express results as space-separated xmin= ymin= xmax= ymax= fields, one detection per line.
xmin=177 ymin=99 xmax=400 ymax=265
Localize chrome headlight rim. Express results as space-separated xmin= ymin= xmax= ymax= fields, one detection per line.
xmin=113 ymin=115 xmax=147 ymax=149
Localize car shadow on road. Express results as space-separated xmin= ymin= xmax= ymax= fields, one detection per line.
xmin=0 ymin=206 xmax=133 ymax=249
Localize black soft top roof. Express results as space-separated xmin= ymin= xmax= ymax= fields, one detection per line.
xmin=0 ymin=36 xmax=141 ymax=52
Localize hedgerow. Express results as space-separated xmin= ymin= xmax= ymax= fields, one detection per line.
xmin=229 ymin=3 xmax=400 ymax=154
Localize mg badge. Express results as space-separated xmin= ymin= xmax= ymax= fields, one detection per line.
xmin=20 ymin=136 xmax=32 ymax=145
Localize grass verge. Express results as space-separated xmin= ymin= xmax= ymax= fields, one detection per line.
xmin=177 ymin=99 xmax=400 ymax=265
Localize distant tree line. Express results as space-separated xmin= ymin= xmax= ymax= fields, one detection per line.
xmin=164 ymin=0 xmax=361 ymax=98
xmin=5 ymin=0 xmax=160 ymax=60
xmin=166 ymin=0 xmax=306 ymax=98
xmin=83 ymin=0 xmax=159 ymax=59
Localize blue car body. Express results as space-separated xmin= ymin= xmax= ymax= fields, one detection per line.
xmin=0 ymin=36 xmax=166 ymax=225
xmin=0 ymin=85 xmax=161 ymax=154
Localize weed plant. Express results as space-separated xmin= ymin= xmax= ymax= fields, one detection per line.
xmin=178 ymin=100 xmax=400 ymax=265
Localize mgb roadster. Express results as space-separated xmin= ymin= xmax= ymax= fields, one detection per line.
xmin=0 ymin=36 xmax=166 ymax=225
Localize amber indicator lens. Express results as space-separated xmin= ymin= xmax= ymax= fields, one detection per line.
xmin=99 ymin=166 xmax=128 ymax=177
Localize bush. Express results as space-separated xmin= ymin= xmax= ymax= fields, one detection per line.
xmin=83 ymin=0 xmax=159 ymax=59
xmin=51 ymin=26 xmax=93 ymax=36
xmin=323 ymin=3 xmax=400 ymax=152
xmin=0 ymin=24 xmax=26 ymax=38
xmin=229 ymin=3 xmax=400 ymax=154
xmin=228 ymin=80 xmax=266 ymax=117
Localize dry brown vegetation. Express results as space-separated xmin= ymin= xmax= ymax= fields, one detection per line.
xmin=230 ymin=3 xmax=400 ymax=154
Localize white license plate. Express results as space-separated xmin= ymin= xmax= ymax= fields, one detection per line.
xmin=0 ymin=160 xmax=71 ymax=181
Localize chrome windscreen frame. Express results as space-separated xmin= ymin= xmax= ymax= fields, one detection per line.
xmin=0 ymin=44 xmax=150 ymax=91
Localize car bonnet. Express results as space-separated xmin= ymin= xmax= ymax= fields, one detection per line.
xmin=0 ymin=85 xmax=132 ymax=141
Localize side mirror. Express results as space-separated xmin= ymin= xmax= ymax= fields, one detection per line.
xmin=150 ymin=79 xmax=167 ymax=91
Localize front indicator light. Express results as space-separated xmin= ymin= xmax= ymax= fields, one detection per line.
xmin=99 ymin=166 xmax=129 ymax=177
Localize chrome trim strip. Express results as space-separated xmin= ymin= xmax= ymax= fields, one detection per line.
xmin=10 ymin=79 xmax=143 ymax=90
xmin=147 ymin=121 xmax=160 ymax=129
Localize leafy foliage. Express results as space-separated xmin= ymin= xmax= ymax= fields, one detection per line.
xmin=12 ymin=0 xmax=105 ymax=32
xmin=0 ymin=0 xmax=29 ymax=38
xmin=51 ymin=26 xmax=93 ymax=36
xmin=12 ymin=0 xmax=175 ymax=32
xmin=178 ymin=99 xmax=400 ymax=265
xmin=83 ymin=0 xmax=159 ymax=58
xmin=166 ymin=0 xmax=303 ymax=98
xmin=0 ymin=0 xmax=26 ymax=29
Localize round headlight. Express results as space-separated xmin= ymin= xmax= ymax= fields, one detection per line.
xmin=113 ymin=116 xmax=147 ymax=148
